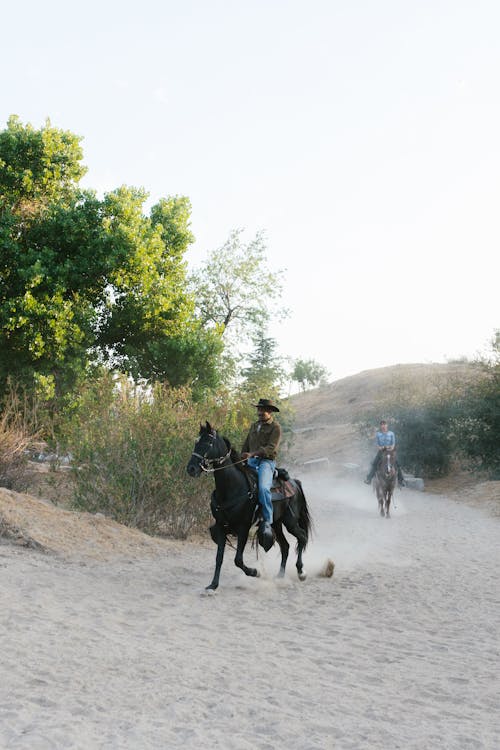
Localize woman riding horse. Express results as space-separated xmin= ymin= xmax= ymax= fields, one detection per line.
xmin=364 ymin=420 xmax=405 ymax=487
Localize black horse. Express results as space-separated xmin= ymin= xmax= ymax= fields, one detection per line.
xmin=186 ymin=422 xmax=313 ymax=591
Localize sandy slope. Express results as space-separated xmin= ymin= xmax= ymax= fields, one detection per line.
xmin=1 ymin=478 xmax=499 ymax=750
xmin=286 ymin=362 xmax=486 ymax=471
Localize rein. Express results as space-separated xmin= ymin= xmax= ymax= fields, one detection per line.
xmin=190 ymin=448 xmax=248 ymax=474
xmin=203 ymin=456 xmax=249 ymax=473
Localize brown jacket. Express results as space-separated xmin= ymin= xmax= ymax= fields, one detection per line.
xmin=242 ymin=418 xmax=281 ymax=460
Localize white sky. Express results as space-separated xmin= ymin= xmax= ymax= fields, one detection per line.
xmin=1 ymin=0 xmax=499 ymax=381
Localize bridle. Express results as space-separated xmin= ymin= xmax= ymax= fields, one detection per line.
xmin=190 ymin=430 xmax=234 ymax=473
xmin=381 ymin=449 xmax=396 ymax=477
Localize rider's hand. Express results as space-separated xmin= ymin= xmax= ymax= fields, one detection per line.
xmin=241 ymin=452 xmax=251 ymax=460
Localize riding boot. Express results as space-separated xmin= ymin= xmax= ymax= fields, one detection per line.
xmin=397 ymin=464 xmax=406 ymax=487
xmin=365 ymin=453 xmax=380 ymax=484
xmin=258 ymin=520 xmax=274 ymax=552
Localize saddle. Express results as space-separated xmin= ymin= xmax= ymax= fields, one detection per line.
xmin=271 ymin=470 xmax=296 ymax=502
xmin=243 ymin=465 xmax=295 ymax=502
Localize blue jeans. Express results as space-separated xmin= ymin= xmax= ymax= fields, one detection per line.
xmin=247 ymin=457 xmax=276 ymax=524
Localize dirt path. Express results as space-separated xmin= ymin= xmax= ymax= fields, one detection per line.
xmin=0 ymin=479 xmax=498 ymax=749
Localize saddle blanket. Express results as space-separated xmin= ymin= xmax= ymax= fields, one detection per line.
xmin=271 ymin=478 xmax=296 ymax=502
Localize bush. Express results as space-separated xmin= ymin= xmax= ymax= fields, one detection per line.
xmin=457 ymin=358 xmax=500 ymax=477
xmin=61 ymin=376 xmax=254 ymax=538
xmin=60 ymin=377 xmax=203 ymax=536
xmin=0 ymin=385 xmax=39 ymax=490
xmin=391 ymin=406 xmax=455 ymax=477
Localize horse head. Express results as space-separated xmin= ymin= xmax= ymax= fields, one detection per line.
xmin=186 ymin=421 xmax=226 ymax=477
xmin=381 ymin=448 xmax=397 ymax=478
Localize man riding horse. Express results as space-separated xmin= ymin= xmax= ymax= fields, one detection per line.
xmin=241 ymin=398 xmax=281 ymax=547
xmin=364 ymin=419 xmax=405 ymax=487
xmin=186 ymin=417 xmax=311 ymax=589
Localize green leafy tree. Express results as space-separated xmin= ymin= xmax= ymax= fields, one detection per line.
xmin=0 ymin=115 xmax=86 ymax=215
xmin=0 ymin=190 xmax=110 ymax=398
xmin=240 ymin=327 xmax=286 ymax=403
xmin=0 ymin=117 xmax=223 ymax=401
xmin=189 ymin=229 xmax=289 ymax=390
xmin=238 ymin=327 xmax=296 ymax=441
xmin=189 ymin=229 xmax=288 ymax=345
xmin=292 ymin=358 xmax=329 ymax=391
xmin=93 ymin=188 xmax=223 ymax=393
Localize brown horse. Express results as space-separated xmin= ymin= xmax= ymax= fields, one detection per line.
xmin=374 ymin=448 xmax=397 ymax=518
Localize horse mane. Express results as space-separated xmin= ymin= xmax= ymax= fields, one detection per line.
xmin=222 ymin=436 xmax=245 ymax=471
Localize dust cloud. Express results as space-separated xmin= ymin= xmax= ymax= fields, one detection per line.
xmin=294 ymin=472 xmax=414 ymax=576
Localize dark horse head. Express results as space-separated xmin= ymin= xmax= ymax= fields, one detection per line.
xmin=186 ymin=421 xmax=228 ymax=477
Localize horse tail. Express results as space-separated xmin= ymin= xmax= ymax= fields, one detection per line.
xmin=294 ymin=479 xmax=313 ymax=551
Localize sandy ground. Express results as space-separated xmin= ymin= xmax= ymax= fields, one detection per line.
xmin=0 ymin=478 xmax=499 ymax=750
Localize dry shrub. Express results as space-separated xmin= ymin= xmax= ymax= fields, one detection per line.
xmin=0 ymin=386 xmax=39 ymax=491
xmin=65 ymin=376 xmax=219 ymax=538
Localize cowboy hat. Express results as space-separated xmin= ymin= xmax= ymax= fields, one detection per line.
xmin=252 ymin=398 xmax=280 ymax=412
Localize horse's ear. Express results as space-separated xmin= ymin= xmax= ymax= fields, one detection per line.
xmin=206 ymin=421 xmax=212 ymax=432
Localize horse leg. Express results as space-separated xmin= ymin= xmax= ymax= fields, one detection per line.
xmin=206 ymin=523 xmax=226 ymax=590
xmin=273 ymin=521 xmax=289 ymax=578
xmin=234 ymin=527 xmax=259 ymax=579
xmin=283 ymin=508 xmax=307 ymax=581
xmin=385 ymin=490 xmax=391 ymax=518
xmin=295 ymin=542 xmax=307 ymax=581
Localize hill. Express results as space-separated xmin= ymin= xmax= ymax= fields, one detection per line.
xmin=0 ymin=486 xmax=173 ymax=560
xmin=286 ymin=362 xmax=499 ymax=513
xmin=286 ymin=362 xmax=480 ymax=467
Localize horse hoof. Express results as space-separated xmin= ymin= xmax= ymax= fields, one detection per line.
xmin=202 ymin=588 xmax=217 ymax=596
xmin=298 ymin=571 xmax=307 ymax=581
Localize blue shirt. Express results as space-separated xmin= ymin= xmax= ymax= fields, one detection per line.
xmin=376 ymin=430 xmax=395 ymax=448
